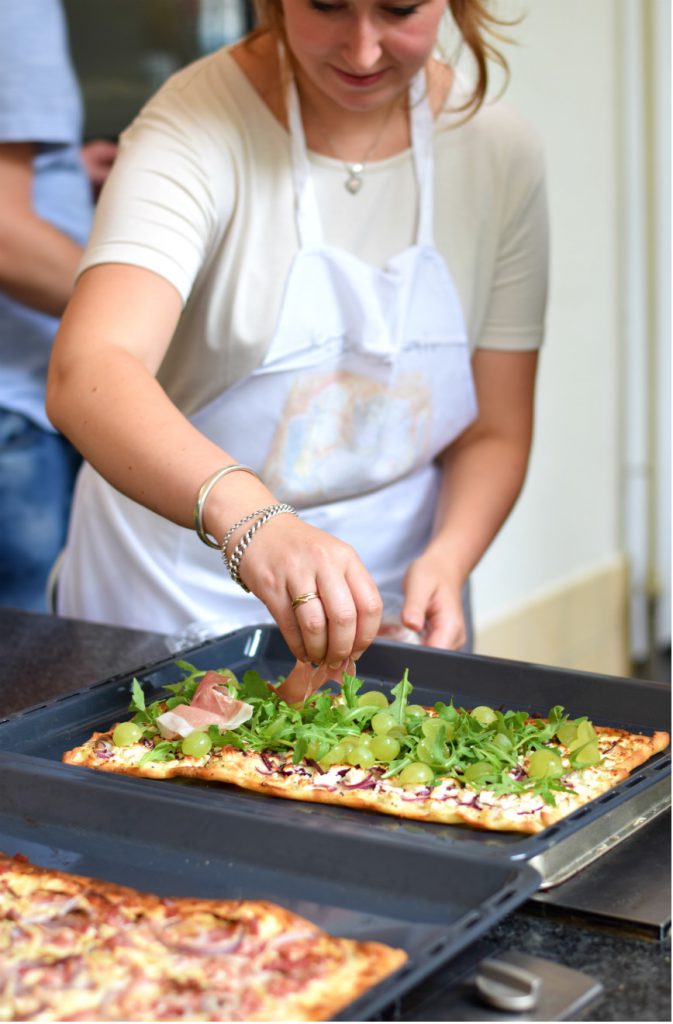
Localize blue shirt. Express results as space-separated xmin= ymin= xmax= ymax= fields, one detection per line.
xmin=0 ymin=0 xmax=93 ymax=431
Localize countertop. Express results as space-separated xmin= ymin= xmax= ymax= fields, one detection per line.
xmin=0 ymin=608 xmax=669 ymax=1022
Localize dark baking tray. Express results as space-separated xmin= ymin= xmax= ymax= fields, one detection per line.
xmin=0 ymin=761 xmax=539 ymax=1022
xmin=0 ymin=625 xmax=669 ymax=887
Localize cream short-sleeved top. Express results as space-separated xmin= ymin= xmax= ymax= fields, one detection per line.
xmin=79 ymin=47 xmax=549 ymax=419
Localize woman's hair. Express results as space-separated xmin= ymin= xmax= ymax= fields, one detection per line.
xmin=250 ymin=0 xmax=514 ymax=119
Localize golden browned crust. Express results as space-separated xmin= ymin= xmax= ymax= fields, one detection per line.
xmin=62 ymin=721 xmax=670 ymax=836
xmin=0 ymin=853 xmax=406 ymax=1022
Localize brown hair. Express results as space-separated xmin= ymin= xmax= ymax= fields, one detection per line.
xmin=250 ymin=0 xmax=515 ymax=118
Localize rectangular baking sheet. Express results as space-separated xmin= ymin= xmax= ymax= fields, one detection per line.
xmin=0 ymin=625 xmax=669 ymax=888
xmin=0 ymin=761 xmax=539 ymax=1022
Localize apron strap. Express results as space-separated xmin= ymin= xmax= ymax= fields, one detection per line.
xmin=286 ymin=77 xmax=325 ymax=250
xmin=409 ymin=69 xmax=435 ymax=248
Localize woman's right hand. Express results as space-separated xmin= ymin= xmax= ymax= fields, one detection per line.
xmin=233 ymin=513 xmax=382 ymax=670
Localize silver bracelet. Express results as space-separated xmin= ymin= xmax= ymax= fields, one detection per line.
xmin=220 ymin=505 xmax=278 ymax=561
xmin=193 ymin=465 xmax=261 ymax=549
xmin=224 ymin=503 xmax=297 ymax=592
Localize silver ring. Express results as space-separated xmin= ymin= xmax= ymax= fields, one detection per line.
xmin=291 ymin=592 xmax=320 ymax=610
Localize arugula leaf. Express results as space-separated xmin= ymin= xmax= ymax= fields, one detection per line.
xmin=130 ymin=678 xmax=146 ymax=715
xmin=138 ymin=740 xmax=180 ymax=765
xmin=389 ymin=669 xmax=412 ymax=725
xmin=239 ymin=670 xmax=272 ymax=702
xmin=341 ymin=673 xmax=363 ymax=709
xmin=208 ymin=725 xmax=246 ymax=750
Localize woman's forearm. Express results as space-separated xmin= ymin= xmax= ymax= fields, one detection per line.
xmin=401 ymin=349 xmax=538 ymax=648
xmin=427 ymin=426 xmax=533 ymax=586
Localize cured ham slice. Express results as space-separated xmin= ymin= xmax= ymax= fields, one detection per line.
xmin=156 ymin=672 xmax=253 ymax=738
xmin=191 ymin=671 xmax=253 ymax=718
xmin=156 ymin=706 xmax=225 ymax=739
xmin=276 ymin=659 xmax=356 ymax=705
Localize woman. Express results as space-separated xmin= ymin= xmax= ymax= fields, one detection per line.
xmin=47 ymin=0 xmax=548 ymax=676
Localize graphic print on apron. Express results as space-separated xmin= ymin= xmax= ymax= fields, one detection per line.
xmin=262 ymin=369 xmax=432 ymax=504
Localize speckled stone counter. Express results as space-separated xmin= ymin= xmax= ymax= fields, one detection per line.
xmin=0 ymin=608 xmax=669 ymax=1022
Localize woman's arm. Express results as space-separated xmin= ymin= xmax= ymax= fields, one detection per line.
xmin=401 ymin=348 xmax=538 ymax=648
xmin=47 ymin=263 xmax=381 ymax=667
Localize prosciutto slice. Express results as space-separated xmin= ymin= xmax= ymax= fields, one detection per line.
xmin=192 ymin=671 xmax=255 ymax=727
xmin=156 ymin=672 xmax=253 ymax=739
xmin=276 ymin=659 xmax=356 ymax=705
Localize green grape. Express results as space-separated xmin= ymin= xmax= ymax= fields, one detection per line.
xmin=348 ymin=746 xmax=376 ymax=769
xmin=493 ymin=733 xmax=513 ymax=753
xmin=406 ymin=704 xmax=428 ymax=718
xmin=371 ymin=712 xmax=397 ymax=735
xmin=398 ymin=762 xmax=434 ymax=787
xmin=357 ymin=691 xmax=389 ymax=709
xmin=470 ymin=706 xmax=497 ymax=727
xmin=181 ymin=731 xmax=213 ymax=758
xmin=386 ymin=724 xmax=407 ymax=739
xmin=356 ymin=733 xmax=373 ymax=748
xmin=463 ymin=761 xmax=492 ymax=783
xmin=415 ymin=740 xmax=435 ymax=764
xmin=528 ymin=748 xmax=563 ymax=778
xmin=304 ymin=738 xmax=322 ymax=760
xmin=331 ymin=739 xmax=355 ymax=761
xmin=556 ymin=721 xmax=579 ymax=747
xmin=573 ymin=741 xmax=601 ymax=766
xmin=320 ymin=747 xmax=344 ymax=768
xmin=371 ymin=735 xmax=401 ymax=762
xmin=421 ymin=718 xmax=447 ymax=741
xmin=112 ymin=721 xmax=143 ymax=747
xmin=573 ymin=720 xmax=597 ymax=746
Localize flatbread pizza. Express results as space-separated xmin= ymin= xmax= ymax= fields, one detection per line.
xmin=63 ymin=664 xmax=670 ymax=835
xmin=0 ymin=851 xmax=406 ymax=1022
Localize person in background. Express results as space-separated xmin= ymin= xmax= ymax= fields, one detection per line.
xmin=0 ymin=0 xmax=116 ymax=612
xmin=47 ymin=0 xmax=548 ymax=692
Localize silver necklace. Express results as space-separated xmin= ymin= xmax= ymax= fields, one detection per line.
xmin=304 ymin=99 xmax=401 ymax=195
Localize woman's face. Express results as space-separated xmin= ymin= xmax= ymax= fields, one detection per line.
xmin=280 ymin=0 xmax=447 ymax=111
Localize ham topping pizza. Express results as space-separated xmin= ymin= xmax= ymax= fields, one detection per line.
xmin=0 ymin=852 xmax=406 ymax=1022
xmin=63 ymin=665 xmax=670 ymax=835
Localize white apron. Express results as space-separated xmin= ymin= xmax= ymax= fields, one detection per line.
xmin=58 ymin=70 xmax=478 ymax=635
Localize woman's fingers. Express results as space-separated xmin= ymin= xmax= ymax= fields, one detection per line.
xmin=238 ymin=517 xmax=381 ymax=666
xmin=285 ymin=575 xmax=357 ymax=668
xmin=403 ymin=557 xmax=466 ymax=650
xmin=345 ymin=569 xmax=383 ymax=661
xmin=308 ymin=568 xmax=382 ymax=668
xmin=291 ymin=589 xmax=331 ymax=666
xmin=423 ymin=605 xmax=466 ymax=649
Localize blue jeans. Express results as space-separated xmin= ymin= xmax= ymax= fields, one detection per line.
xmin=0 ymin=410 xmax=81 ymax=612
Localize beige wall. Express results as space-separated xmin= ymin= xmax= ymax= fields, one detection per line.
xmin=468 ymin=1 xmax=669 ymax=674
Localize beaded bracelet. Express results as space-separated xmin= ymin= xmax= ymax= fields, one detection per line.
xmin=193 ymin=465 xmax=261 ymax=549
xmin=224 ymin=503 xmax=297 ymax=592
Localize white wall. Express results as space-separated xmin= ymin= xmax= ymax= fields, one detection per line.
xmin=468 ymin=0 xmax=668 ymax=664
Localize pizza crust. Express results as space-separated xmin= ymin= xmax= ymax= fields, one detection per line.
xmin=0 ymin=853 xmax=406 ymax=1022
xmin=63 ymin=721 xmax=670 ymax=835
